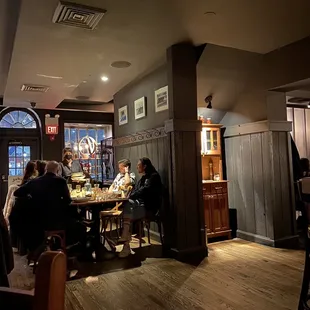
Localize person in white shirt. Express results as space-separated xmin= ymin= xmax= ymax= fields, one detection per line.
xmin=109 ymin=159 xmax=135 ymax=192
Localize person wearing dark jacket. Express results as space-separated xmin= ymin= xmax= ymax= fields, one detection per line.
xmin=13 ymin=161 xmax=81 ymax=251
xmin=119 ymin=157 xmax=162 ymax=258
xmin=0 ymin=211 xmax=14 ymax=287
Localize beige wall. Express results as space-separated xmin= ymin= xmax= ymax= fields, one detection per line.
xmin=198 ymin=38 xmax=310 ymax=126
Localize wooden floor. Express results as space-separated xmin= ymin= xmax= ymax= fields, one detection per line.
xmin=9 ymin=239 xmax=305 ymax=310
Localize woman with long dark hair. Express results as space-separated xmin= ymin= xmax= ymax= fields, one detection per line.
xmin=118 ymin=157 xmax=162 ymax=258
xmin=21 ymin=160 xmax=37 ymax=185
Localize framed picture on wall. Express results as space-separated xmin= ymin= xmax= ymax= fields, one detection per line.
xmin=134 ymin=97 xmax=146 ymax=120
xmin=155 ymin=86 xmax=168 ymax=113
xmin=118 ymin=105 xmax=128 ymax=126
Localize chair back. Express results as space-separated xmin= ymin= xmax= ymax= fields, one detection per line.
xmin=33 ymin=251 xmax=66 ymax=310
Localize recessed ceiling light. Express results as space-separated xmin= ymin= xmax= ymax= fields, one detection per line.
xmin=101 ymin=76 xmax=109 ymax=82
xmin=111 ymin=61 xmax=131 ymax=69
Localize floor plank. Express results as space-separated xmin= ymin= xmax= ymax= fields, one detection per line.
xmin=9 ymin=239 xmax=305 ymax=310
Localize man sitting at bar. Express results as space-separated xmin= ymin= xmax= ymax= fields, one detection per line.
xmin=14 ymin=161 xmax=85 ymax=251
xmin=108 ymin=159 xmax=136 ymax=192
xmin=119 ymin=157 xmax=162 ymax=258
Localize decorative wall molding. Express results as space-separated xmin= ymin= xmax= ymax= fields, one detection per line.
xmin=113 ymin=127 xmax=166 ymax=147
xmin=224 ymin=120 xmax=292 ymax=138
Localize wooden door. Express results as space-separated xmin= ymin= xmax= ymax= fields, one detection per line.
xmin=203 ymin=186 xmax=213 ymax=233
xmin=0 ymin=138 xmax=39 ymax=208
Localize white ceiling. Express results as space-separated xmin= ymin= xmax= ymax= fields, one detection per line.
xmin=1 ymin=0 xmax=310 ymax=109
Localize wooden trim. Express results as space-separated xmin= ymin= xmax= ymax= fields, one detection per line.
xmin=113 ymin=127 xmax=166 ymax=147
xmin=202 ymin=123 xmax=223 ymax=128
xmin=237 ymin=230 xmax=299 ymax=248
xmin=224 ymin=120 xmax=292 ymax=138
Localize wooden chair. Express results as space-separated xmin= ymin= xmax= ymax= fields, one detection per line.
xmin=100 ymin=202 xmax=123 ymax=244
xmin=28 ymin=230 xmax=66 ymax=273
xmin=0 ymin=251 xmax=66 ymax=310
xmin=100 ymin=186 xmax=133 ymax=244
xmin=136 ymin=211 xmax=164 ymax=248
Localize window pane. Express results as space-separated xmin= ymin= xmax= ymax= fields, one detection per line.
xmin=97 ymin=129 xmax=105 ymax=141
xmin=9 ymin=158 xmax=15 ymax=169
xmin=70 ymin=129 xmax=77 ymax=144
xmin=9 ymin=169 xmax=16 ymax=176
xmin=0 ymin=110 xmax=36 ymax=129
xmin=23 ymin=146 xmax=30 ymax=157
xmin=8 ymin=146 xmax=16 ymax=157
xmin=16 ymin=169 xmax=23 ymax=176
xmin=16 ymin=146 xmax=23 ymax=156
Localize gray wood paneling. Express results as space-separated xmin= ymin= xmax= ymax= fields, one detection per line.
xmin=240 ymin=135 xmax=255 ymax=234
xmin=250 ymin=133 xmax=266 ymax=237
xmin=262 ymin=131 xmax=274 ymax=240
xmin=225 ymin=130 xmax=296 ymax=246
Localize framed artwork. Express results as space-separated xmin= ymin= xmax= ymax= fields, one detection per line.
xmin=155 ymin=86 xmax=168 ymax=113
xmin=134 ymin=97 xmax=146 ymax=120
xmin=118 ymin=105 xmax=128 ymax=126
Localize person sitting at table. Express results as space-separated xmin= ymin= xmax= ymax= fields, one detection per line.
xmin=13 ymin=161 xmax=85 ymax=252
xmin=36 ymin=160 xmax=47 ymax=177
xmin=59 ymin=148 xmax=84 ymax=181
xmin=118 ymin=157 xmax=162 ymax=258
xmin=108 ymin=159 xmax=136 ymax=192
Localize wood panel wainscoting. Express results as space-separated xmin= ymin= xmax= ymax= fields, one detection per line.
xmin=224 ymin=120 xmax=298 ymax=248
xmin=203 ymin=181 xmax=231 ymax=239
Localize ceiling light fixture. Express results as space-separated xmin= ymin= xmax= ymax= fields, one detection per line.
xmin=308 ymin=104 xmax=310 ymax=108
xmin=37 ymin=74 xmax=63 ymax=79
xmin=205 ymin=95 xmax=213 ymax=109
xmin=101 ymin=76 xmax=109 ymax=82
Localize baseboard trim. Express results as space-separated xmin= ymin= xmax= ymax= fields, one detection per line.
xmin=237 ymin=230 xmax=299 ymax=248
xmin=170 ymin=245 xmax=208 ymax=263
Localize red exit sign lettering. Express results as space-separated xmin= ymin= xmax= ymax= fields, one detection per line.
xmin=46 ymin=125 xmax=58 ymax=135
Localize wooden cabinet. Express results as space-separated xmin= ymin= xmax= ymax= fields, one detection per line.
xmin=201 ymin=125 xmax=221 ymax=155
xmin=203 ymin=182 xmax=231 ymax=239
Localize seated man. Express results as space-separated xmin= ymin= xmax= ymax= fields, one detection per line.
xmin=14 ymin=161 xmax=84 ymax=251
xmin=119 ymin=157 xmax=162 ymax=258
xmin=109 ymin=159 xmax=135 ymax=192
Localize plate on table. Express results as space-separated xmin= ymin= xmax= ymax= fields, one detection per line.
xmin=71 ymin=197 xmax=91 ymax=203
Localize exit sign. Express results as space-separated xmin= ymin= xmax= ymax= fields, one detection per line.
xmin=46 ymin=125 xmax=58 ymax=135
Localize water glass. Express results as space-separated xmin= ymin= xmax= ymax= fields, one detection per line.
xmin=76 ymin=185 xmax=81 ymax=193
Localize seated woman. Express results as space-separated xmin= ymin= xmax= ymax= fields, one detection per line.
xmin=36 ymin=160 xmax=47 ymax=177
xmin=3 ymin=160 xmax=37 ymax=224
xmin=109 ymin=159 xmax=135 ymax=192
xmin=119 ymin=158 xmax=162 ymax=258
xmin=59 ymin=148 xmax=84 ymax=181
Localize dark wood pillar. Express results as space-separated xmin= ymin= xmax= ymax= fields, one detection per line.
xmin=165 ymin=43 xmax=207 ymax=261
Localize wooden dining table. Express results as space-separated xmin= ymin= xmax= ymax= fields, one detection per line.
xmin=71 ymin=198 xmax=128 ymax=261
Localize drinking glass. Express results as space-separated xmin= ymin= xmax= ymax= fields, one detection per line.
xmin=76 ymin=185 xmax=81 ymax=193
xmin=67 ymin=184 xmax=72 ymax=192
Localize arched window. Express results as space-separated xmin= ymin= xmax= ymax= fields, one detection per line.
xmin=0 ymin=110 xmax=37 ymax=129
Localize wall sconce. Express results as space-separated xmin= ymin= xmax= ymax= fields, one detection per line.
xmin=205 ymin=95 xmax=213 ymax=109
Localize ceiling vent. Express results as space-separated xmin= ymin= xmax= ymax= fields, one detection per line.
xmin=21 ymin=84 xmax=49 ymax=93
xmin=52 ymin=1 xmax=106 ymax=30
